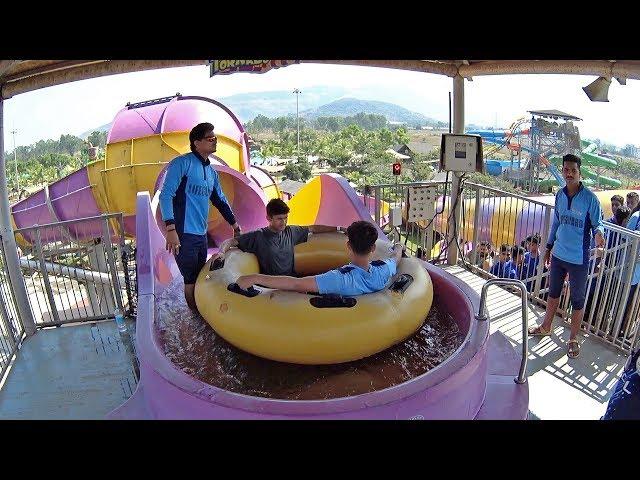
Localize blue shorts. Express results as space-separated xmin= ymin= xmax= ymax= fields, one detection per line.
xmin=548 ymin=255 xmax=589 ymax=310
xmin=174 ymin=233 xmax=207 ymax=284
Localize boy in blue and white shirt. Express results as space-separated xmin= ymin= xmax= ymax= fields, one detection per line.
xmin=237 ymin=221 xmax=400 ymax=296
xmin=520 ymin=235 xmax=541 ymax=290
xmin=490 ymin=244 xmax=517 ymax=279
xmin=528 ymin=154 xmax=605 ymax=359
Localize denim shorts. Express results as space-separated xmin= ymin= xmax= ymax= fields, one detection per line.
xmin=548 ymin=255 xmax=589 ymax=310
xmin=174 ymin=233 xmax=208 ymax=284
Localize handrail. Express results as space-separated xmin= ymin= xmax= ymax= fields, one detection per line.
xmin=476 ymin=278 xmax=528 ymax=385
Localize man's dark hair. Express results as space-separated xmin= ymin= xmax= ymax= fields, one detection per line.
xmin=615 ymin=205 xmax=632 ymax=224
xmin=347 ymin=221 xmax=378 ymax=255
xmin=266 ymin=198 xmax=290 ymax=217
xmin=530 ymin=234 xmax=541 ymax=245
xmin=626 ymin=191 xmax=639 ymax=202
xmin=611 ymin=194 xmax=625 ymax=204
xmin=189 ymin=122 xmax=215 ymax=152
xmin=499 ymin=243 xmax=511 ymax=254
xmin=562 ymin=153 xmax=582 ymax=169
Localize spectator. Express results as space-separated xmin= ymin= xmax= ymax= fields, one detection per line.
xmin=465 ymin=240 xmax=493 ymax=271
xmin=490 ymin=243 xmax=516 ymax=279
xmin=608 ymin=194 xmax=624 ymax=224
xmin=521 ymin=235 xmax=541 ymax=291
xmin=512 ymin=245 xmax=526 ymax=280
xmin=617 ymin=209 xmax=640 ymax=339
xmin=606 ymin=205 xmax=632 ymax=261
xmin=626 ymin=192 xmax=639 ymax=212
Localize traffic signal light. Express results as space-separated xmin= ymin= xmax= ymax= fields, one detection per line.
xmin=393 ymin=162 xmax=401 ymax=175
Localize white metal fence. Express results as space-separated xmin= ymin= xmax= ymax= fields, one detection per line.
xmin=13 ymin=214 xmax=134 ymax=327
xmin=0 ymin=236 xmax=25 ymax=381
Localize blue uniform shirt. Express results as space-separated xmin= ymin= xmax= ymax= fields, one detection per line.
xmin=520 ymin=252 xmax=539 ymax=280
xmin=159 ymin=152 xmax=236 ymax=236
xmin=490 ymin=260 xmax=517 ymax=279
xmin=546 ymin=182 xmax=604 ymax=265
xmin=315 ymin=258 xmax=397 ymax=296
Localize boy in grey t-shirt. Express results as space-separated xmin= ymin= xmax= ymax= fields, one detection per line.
xmin=214 ymin=198 xmax=344 ymax=276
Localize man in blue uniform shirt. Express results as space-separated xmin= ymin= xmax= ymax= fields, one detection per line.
xmin=159 ymin=122 xmax=241 ymax=310
xmin=236 ymin=220 xmax=401 ymax=296
xmin=528 ymin=154 xmax=605 ymax=358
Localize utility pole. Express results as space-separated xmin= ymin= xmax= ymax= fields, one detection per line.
xmin=10 ymin=128 xmax=18 ymax=193
xmin=293 ymin=88 xmax=301 ymax=157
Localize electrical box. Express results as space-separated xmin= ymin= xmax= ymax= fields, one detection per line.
xmin=407 ymin=186 xmax=436 ymax=223
xmin=439 ymin=134 xmax=483 ymax=173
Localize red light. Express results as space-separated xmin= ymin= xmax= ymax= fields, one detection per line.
xmin=393 ymin=162 xmax=401 ymax=175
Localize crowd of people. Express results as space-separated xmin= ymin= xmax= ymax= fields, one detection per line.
xmin=465 ymin=235 xmax=543 ymax=291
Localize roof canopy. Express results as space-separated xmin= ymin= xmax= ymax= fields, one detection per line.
xmin=2 ymin=60 xmax=640 ymax=99
xmin=527 ymin=109 xmax=582 ymax=121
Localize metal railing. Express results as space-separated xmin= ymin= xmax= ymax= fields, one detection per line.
xmin=476 ymin=278 xmax=528 ymax=384
xmin=14 ymin=214 xmax=133 ymax=327
xmin=0 ymin=235 xmax=24 ymax=381
xmin=366 ymin=180 xmax=640 ymax=354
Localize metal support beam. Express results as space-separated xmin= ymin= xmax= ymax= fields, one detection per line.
xmin=0 ymin=97 xmax=36 ymax=335
xmin=1 ymin=60 xmax=207 ymax=99
xmin=447 ymin=75 xmax=465 ymax=265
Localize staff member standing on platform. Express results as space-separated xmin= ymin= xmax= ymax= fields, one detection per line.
xmin=528 ymin=154 xmax=605 ymax=359
xmin=159 ymin=122 xmax=241 ymax=310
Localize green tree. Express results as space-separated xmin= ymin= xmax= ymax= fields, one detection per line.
xmin=87 ymin=131 xmax=108 ymax=148
xmin=282 ymin=158 xmax=312 ymax=182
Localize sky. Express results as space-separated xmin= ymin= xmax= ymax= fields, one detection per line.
xmin=2 ymin=63 xmax=638 ymax=149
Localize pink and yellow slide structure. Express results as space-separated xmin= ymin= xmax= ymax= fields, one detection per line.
xmin=10 ymin=94 xmax=385 ymax=250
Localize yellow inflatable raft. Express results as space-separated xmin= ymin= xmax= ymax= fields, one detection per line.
xmin=194 ymin=233 xmax=434 ymax=364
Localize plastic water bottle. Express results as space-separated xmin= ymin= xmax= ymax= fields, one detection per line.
xmin=114 ymin=308 xmax=127 ymax=335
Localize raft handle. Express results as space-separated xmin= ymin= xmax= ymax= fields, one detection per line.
xmin=310 ymin=294 xmax=357 ymax=308
xmin=227 ymin=283 xmax=260 ymax=298
xmin=210 ymin=258 xmax=225 ymax=271
xmin=389 ymin=274 xmax=413 ymax=294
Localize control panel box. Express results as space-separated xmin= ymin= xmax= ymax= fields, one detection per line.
xmin=407 ymin=186 xmax=436 ymax=223
xmin=439 ymin=134 xmax=484 ymax=173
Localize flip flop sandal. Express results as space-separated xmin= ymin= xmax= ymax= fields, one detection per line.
xmin=528 ymin=324 xmax=552 ymax=336
xmin=567 ymin=339 xmax=580 ymax=358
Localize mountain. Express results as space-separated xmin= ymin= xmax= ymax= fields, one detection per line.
xmin=301 ymin=98 xmax=439 ymax=126
xmin=78 ymin=122 xmax=112 ymax=140
xmin=77 ymin=89 xmax=445 ymax=137
xmin=219 ymin=86 xmax=348 ymax=122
